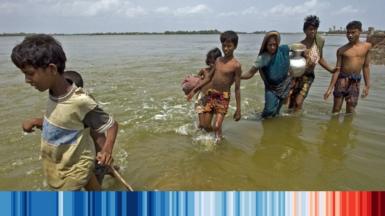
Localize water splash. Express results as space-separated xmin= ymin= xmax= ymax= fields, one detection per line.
xmin=154 ymin=114 xmax=167 ymax=120
xmin=192 ymin=132 xmax=217 ymax=152
xmin=175 ymin=124 xmax=193 ymax=136
xmin=98 ymin=101 xmax=111 ymax=105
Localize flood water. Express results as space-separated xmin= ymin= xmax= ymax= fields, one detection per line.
xmin=0 ymin=34 xmax=384 ymax=190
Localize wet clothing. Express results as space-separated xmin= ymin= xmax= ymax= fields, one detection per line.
xmin=333 ymin=72 xmax=362 ymax=107
xmin=262 ymin=75 xmax=292 ymax=118
xmin=289 ymin=35 xmax=324 ymax=105
xmin=290 ymin=71 xmax=315 ymax=98
xmin=257 ymin=34 xmax=291 ymax=118
xmin=254 ymin=51 xmax=291 ymax=97
xmin=260 ymin=45 xmax=290 ymax=87
xmin=42 ymin=84 xmax=114 ymax=190
xmin=253 ymin=31 xmax=292 ymax=117
xmin=201 ymin=89 xmax=230 ymax=115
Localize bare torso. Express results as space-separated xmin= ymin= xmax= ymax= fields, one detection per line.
xmin=199 ymin=67 xmax=212 ymax=94
xmin=339 ymin=42 xmax=371 ymax=74
xmin=211 ymin=57 xmax=240 ymax=92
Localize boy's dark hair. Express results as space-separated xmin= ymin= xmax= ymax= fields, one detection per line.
xmin=220 ymin=31 xmax=238 ymax=47
xmin=205 ymin=47 xmax=222 ymax=65
xmin=303 ymin=15 xmax=320 ymax=31
xmin=63 ymin=70 xmax=84 ymax=87
xmin=346 ymin=21 xmax=362 ymax=31
xmin=11 ymin=34 xmax=66 ymax=74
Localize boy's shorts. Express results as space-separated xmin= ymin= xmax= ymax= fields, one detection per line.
xmin=201 ymin=89 xmax=230 ymax=115
xmin=333 ymin=72 xmax=361 ymax=107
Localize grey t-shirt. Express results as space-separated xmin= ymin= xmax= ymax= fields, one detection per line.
xmin=83 ymin=106 xmax=114 ymax=133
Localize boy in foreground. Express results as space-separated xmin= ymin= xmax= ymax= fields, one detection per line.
xmin=11 ymin=34 xmax=118 ymax=190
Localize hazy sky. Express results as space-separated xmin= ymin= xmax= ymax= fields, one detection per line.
xmin=1 ymin=0 xmax=384 ymax=33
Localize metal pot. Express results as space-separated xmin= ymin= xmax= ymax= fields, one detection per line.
xmin=289 ymin=43 xmax=307 ymax=77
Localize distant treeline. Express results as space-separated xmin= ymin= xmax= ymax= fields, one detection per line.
xmin=0 ymin=30 xmax=270 ymax=36
xmin=164 ymin=30 xmax=220 ymax=34
xmin=0 ymin=33 xmax=34 ymax=36
xmin=0 ymin=32 xmax=163 ymax=36
xmin=5 ymin=29 xmax=379 ymax=36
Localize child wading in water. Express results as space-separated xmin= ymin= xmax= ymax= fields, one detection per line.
xmin=324 ymin=21 xmax=372 ymax=114
xmin=288 ymin=15 xmax=336 ymax=112
xmin=12 ymin=34 xmax=118 ymax=190
xmin=187 ymin=31 xmax=242 ymax=142
xmin=22 ymin=70 xmax=118 ymax=185
xmin=194 ymin=48 xmax=222 ymax=131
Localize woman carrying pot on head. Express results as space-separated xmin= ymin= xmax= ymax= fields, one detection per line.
xmin=288 ymin=15 xmax=337 ymax=111
xmin=241 ymin=31 xmax=292 ymax=118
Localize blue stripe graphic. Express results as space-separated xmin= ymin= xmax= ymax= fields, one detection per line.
xmin=0 ymin=191 xmax=344 ymax=216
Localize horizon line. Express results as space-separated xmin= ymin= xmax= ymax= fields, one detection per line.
xmin=1 ymin=30 xmax=363 ymax=36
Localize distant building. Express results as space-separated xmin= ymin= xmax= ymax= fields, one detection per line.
xmin=367 ymin=27 xmax=385 ymax=65
xmin=368 ymin=27 xmax=375 ymax=35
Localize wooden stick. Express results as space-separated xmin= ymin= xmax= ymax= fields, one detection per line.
xmin=109 ymin=165 xmax=134 ymax=191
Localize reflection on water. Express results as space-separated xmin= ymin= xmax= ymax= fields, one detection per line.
xmin=315 ymin=115 xmax=357 ymax=189
xmin=257 ymin=117 xmax=306 ymax=167
xmin=251 ymin=117 xmax=309 ymax=189
xmin=319 ymin=115 xmax=355 ymax=162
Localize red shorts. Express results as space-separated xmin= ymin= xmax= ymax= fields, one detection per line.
xmin=202 ymin=89 xmax=230 ymax=115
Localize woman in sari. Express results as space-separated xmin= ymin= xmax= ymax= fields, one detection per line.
xmin=288 ymin=15 xmax=336 ymax=111
xmin=241 ymin=31 xmax=291 ymax=118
